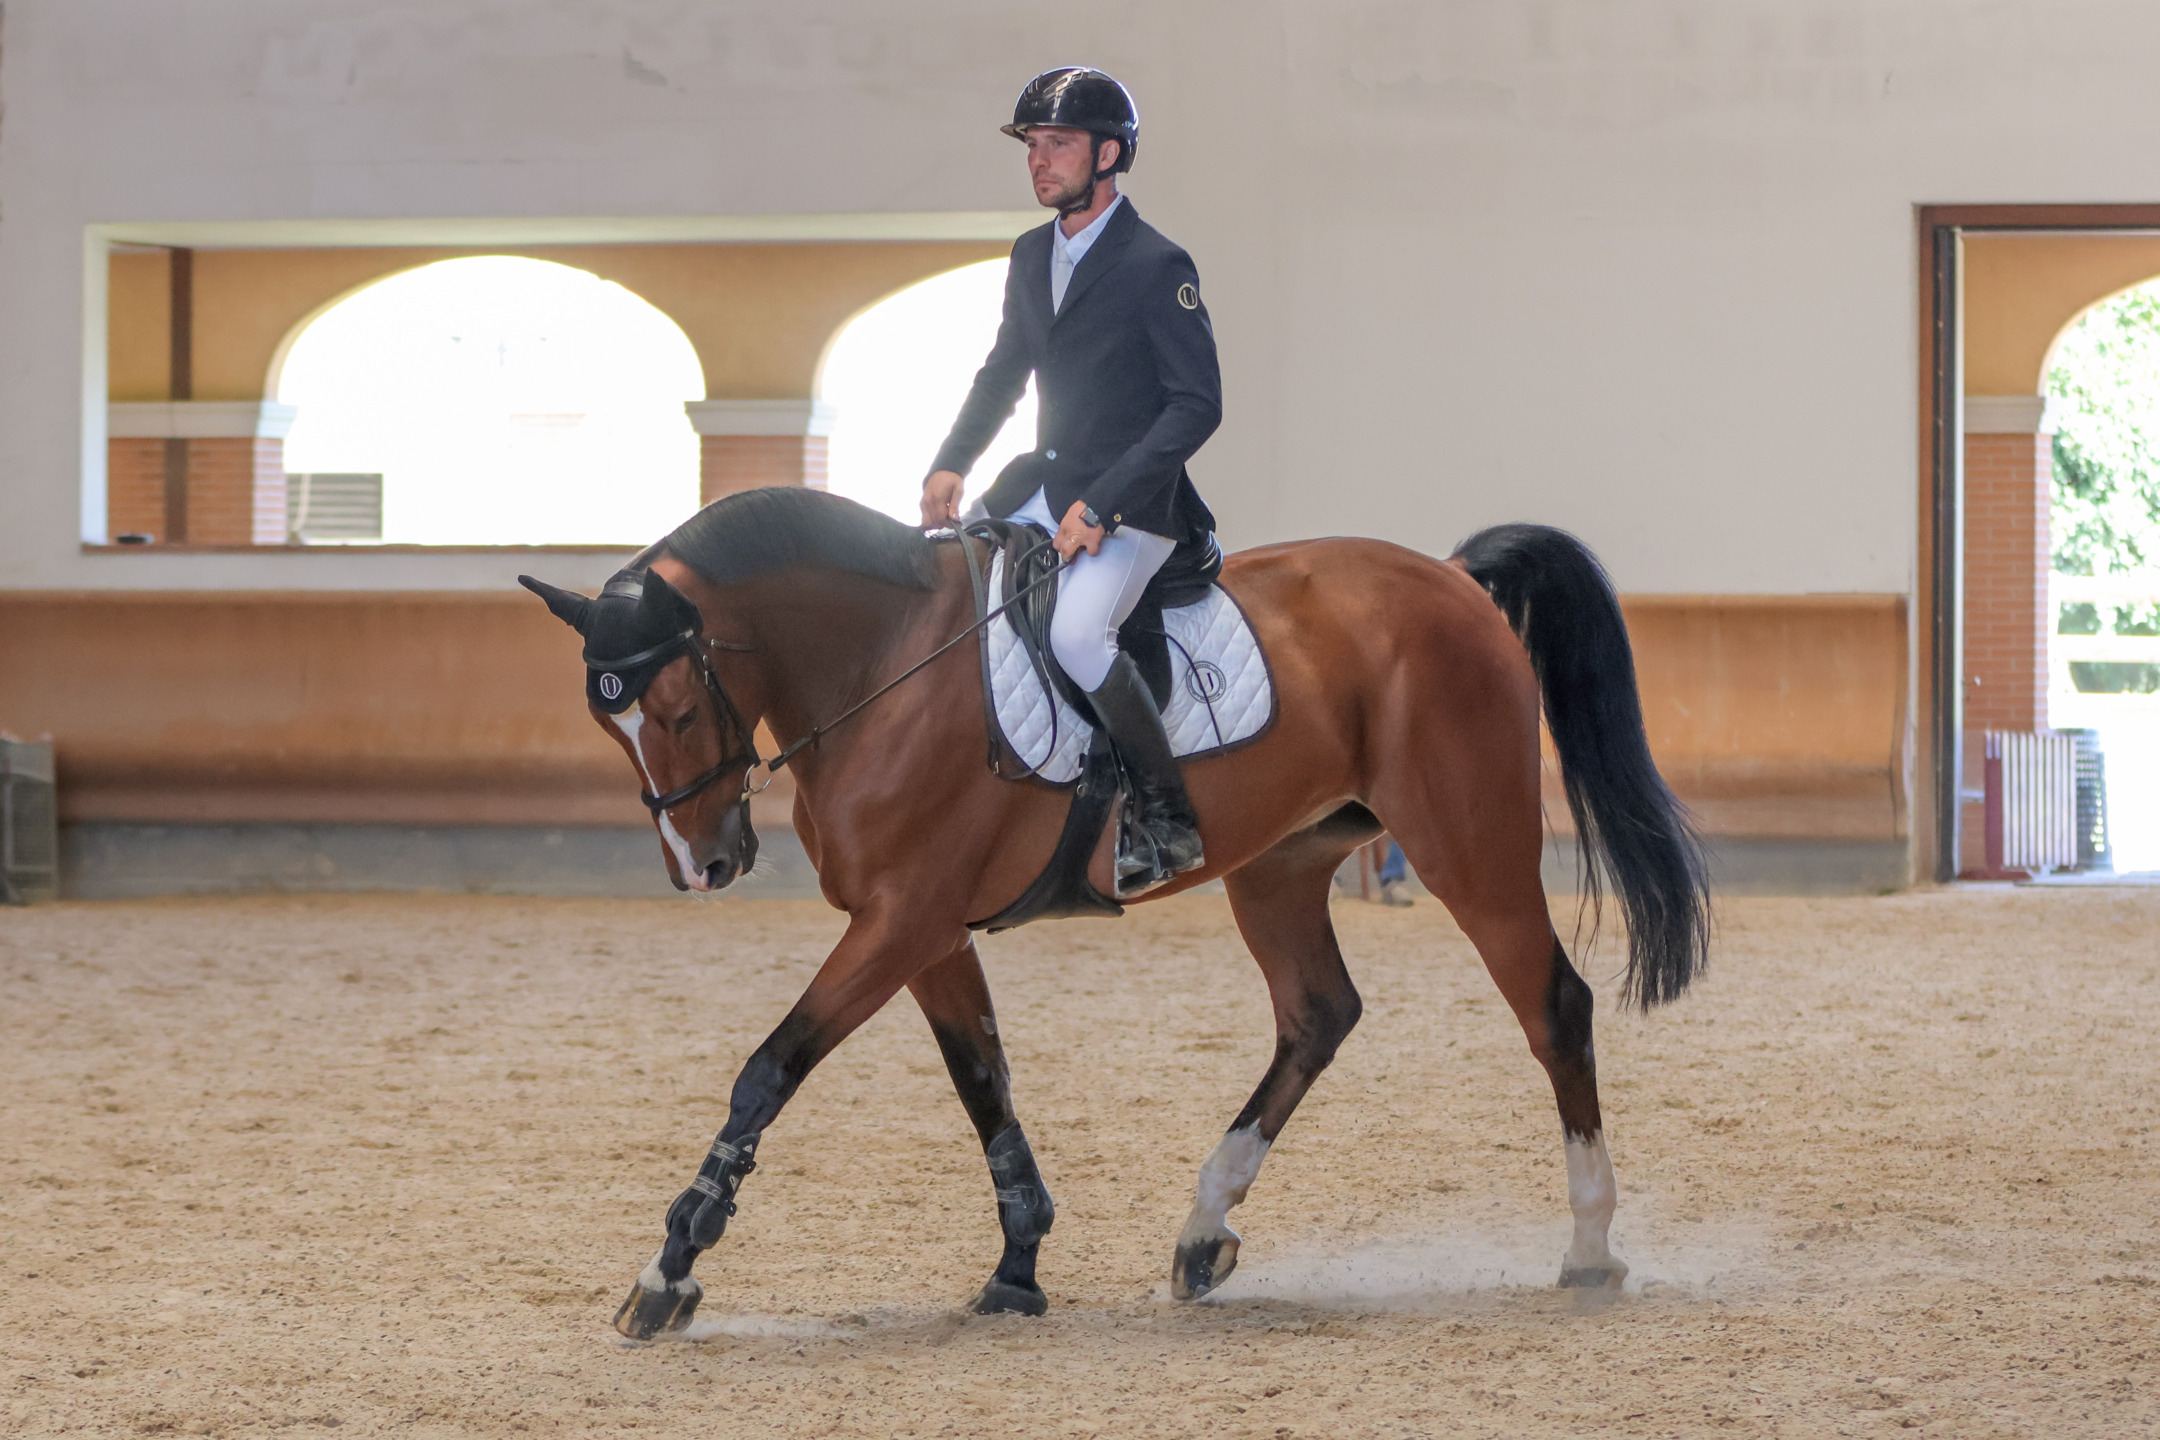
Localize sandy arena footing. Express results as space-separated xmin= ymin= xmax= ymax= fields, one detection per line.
xmin=2 ymin=888 xmax=2156 ymax=1437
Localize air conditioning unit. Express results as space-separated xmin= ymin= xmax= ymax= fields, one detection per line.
xmin=1981 ymin=730 xmax=2078 ymax=876
xmin=0 ymin=737 xmax=58 ymax=905
xmin=287 ymin=472 xmax=385 ymax=542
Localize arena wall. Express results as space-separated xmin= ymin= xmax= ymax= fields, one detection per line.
xmin=7 ymin=0 xmax=2153 ymax=892
xmin=1964 ymin=234 xmax=2160 ymax=396
xmin=0 ymin=590 xmax=1905 ymax=894
xmin=105 ymin=242 xmax=1009 ymax=406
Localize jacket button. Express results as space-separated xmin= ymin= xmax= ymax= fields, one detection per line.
xmin=1113 ymin=514 xmax=1122 ymax=523
xmin=1045 ymin=449 xmax=1057 ymax=459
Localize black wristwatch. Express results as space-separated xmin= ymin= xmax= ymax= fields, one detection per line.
xmin=1080 ymin=504 xmax=1107 ymax=531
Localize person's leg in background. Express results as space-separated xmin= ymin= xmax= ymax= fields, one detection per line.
xmin=1378 ymin=837 xmax=1413 ymax=907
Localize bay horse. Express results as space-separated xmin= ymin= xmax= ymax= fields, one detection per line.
xmin=519 ymin=486 xmax=1708 ymax=1340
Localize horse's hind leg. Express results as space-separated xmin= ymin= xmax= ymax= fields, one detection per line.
xmin=908 ymin=937 xmax=1057 ymax=1316
xmin=1429 ymin=876 xmax=1626 ymax=1288
xmin=1171 ymin=805 xmax=1377 ymax=1300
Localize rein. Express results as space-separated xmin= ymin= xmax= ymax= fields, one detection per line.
xmin=621 ymin=530 xmax=1067 ymax=816
xmin=753 ymin=529 xmax=1066 ymax=777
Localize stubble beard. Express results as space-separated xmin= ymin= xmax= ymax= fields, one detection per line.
xmin=1042 ymin=168 xmax=1097 ymax=218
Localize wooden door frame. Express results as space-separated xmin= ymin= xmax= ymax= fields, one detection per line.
xmin=1915 ymin=204 xmax=2160 ymax=882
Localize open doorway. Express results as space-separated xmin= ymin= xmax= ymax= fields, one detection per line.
xmin=2043 ymin=282 xmax=2160 ymax=871
xmin=1920 ymin=208 xmax=2160 ymax=881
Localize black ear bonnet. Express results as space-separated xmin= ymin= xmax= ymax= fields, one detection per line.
xmin=518 ymin=568 xmax=703 ymax=714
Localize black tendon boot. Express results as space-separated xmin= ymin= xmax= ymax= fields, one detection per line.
xmin=1084 ymin=653 xmax=1205 ymax=896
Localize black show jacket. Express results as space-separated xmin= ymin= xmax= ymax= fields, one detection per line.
xmin=929 ymin=199 xmax=1221 ymax=542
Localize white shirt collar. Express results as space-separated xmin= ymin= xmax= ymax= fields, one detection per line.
xmin=1053 ymin=193 xmax=1123 ymax=269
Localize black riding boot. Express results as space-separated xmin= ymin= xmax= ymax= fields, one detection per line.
xmin=1084 ymin=653 xmax=1206 ymax=897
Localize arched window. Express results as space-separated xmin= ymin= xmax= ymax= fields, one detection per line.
xmin=275 ymin=256 xmax=704 ymax=545
xmin=820 ymin=260 xmax=1037 ymax=522
xmin=2045 ymin=277 xmax=2160 ymax=873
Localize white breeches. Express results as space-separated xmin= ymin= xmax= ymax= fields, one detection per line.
xmin=1011 ymin=488 xmax=1176 ymax=691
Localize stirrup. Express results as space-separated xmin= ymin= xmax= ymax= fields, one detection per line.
xmin=1114 ymin=805 xmax=1205 ymax=898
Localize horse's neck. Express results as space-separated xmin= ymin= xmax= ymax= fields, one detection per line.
xmin=738 ymin=567 xmax=948 ymax=744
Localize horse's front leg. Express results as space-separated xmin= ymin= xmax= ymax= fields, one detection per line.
xmin=614 ymin=909 xmax=955 ymax=1340
xmin=909 ymin=937 xmax=1057 ymax=1315
xmin=1172 ymin=818 xmax=1370 ymax=1300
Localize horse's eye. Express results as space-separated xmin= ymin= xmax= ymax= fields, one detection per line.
xmin=671 ymin=708 xmax=698 ymax=736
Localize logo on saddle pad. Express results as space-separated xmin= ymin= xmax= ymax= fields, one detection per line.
xmin=598 ymin=673 xmax=625 ymax=701
xmin=1185 ymin=659 xmax=1229 ymax=704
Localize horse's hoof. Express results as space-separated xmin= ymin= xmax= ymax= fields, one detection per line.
xmin=613 ymin=1274 xmax=703 ymax=1340
xmin=1557 ymin=1262 xmax=1627 ymax=1290
xmin=969 ymin=1279 xmax=1049 ymax=1317
xmin=1170 ymin=1234 xmax=1240 ymax=1301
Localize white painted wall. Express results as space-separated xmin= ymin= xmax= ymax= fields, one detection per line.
xmin=5 ymin=0 xmax=2160 ymax=593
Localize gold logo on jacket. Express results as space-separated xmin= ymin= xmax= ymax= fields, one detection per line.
xmin=1176 ymin=282 xmax=1199 ymax=310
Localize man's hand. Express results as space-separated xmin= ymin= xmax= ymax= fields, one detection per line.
xmin=920 ymin=471 xmax=966 ymax=527
xmin=1053 ymin=500 xmax=1106 ymax=561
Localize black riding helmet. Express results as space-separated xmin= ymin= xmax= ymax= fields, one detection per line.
xmin=1002 ymin=67 xmax=1138 ymax=175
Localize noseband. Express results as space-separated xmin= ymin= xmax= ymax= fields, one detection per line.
xmin=589 ymin=632 xmax=763 ymax=819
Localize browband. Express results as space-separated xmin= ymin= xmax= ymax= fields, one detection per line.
xmin=587 ymin=630 xmax=694 ymax=673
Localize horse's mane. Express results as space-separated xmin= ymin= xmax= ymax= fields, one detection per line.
xmin=654 ymin=486 xmax=939 ymax=592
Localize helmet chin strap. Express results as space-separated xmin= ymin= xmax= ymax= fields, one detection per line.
xmin=1057 ymin=139 xmax=1121 ymax=219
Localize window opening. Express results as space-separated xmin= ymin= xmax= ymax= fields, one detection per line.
xmin=275 ymin=256 xmax=704 ymax=545
xmin=820 ymin=260 xmax=1037 ymax=523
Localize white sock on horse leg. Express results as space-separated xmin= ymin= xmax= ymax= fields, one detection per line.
xmin=1561 ymin=1131 xmax=1626 ymax=1279
xmin=1176 ymin=1123 xmax=1271 ymax=1250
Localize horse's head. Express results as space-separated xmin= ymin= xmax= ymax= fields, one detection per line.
xmin=521 ymin=567 xmax=761 ymax=893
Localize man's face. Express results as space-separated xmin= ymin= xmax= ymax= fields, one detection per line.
xmin=1024 ymin=126 xmax=1115 ymax=211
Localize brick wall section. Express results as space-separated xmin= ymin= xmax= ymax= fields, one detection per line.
xmin=1959 ymin=732 xmax=1989 ymax=875
xmin=250 ymin=440 xmax=291 ymax=544
xmin=183 ymin=438 xmax=289 ymax=544
xmin=1957 ymin=429 xmax=2052 ymax=875
xmin=1962 ymin=430 xmax=2052 ymax=732
xmin=107 ymin=438 xmax=288 ymax=545
xmin=699 ymin=435 xmax=829 ymax=503
xmin=106 ymin=438 xmax=169 ymax=540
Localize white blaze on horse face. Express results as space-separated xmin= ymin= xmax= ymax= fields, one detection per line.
xmin=1176 ymin=1123 xmax=1271 ymax=1250
xmin=1562 ymin=1131 xmax=1626 ymax=1278
xmin=610 ymin=704 xmax=708 ymax=890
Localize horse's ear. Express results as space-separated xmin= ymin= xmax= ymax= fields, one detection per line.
xmin=638 ymin=569 xmax=704 ymax=634
xmin=518 ymin=575 xmax=593 ymax=634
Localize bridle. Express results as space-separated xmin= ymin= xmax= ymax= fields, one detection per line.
xmin=589 ymin=631 xmax=763 ymax=819
xmin=596 ymin=529 xmax=1070 ymax=824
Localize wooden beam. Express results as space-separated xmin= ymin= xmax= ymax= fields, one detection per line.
xmin=162 ymin=247 xmax=195 ymax=544
xmin=168 ymin=246 xmax=193 ymax=401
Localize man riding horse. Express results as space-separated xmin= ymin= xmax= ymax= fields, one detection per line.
xmin=920 ymin=66 xmax=1218 ymax=898
xmin=520 ymin=64 xmax=1709 ymax=1341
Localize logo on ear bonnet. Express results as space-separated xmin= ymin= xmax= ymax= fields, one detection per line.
xmin=598 ymin=673 xmax=624 ymax=701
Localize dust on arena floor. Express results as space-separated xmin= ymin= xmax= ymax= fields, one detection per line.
xmin=2 ymin=885 xmax=2155 ymax=1438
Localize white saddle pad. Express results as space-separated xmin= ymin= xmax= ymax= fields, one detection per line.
xmin=983 ymin=550 xmax=1275 ymax=784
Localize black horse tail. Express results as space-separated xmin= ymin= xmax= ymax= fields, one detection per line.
xmin=1451 ymin=523 xmax=1711 ymax=1009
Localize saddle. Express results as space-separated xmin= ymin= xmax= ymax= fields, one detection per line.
xmin=956 ymin=520 xmax=1261 ymax=934
xmin=969 ymin=518 xmax=1223 ymax=720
